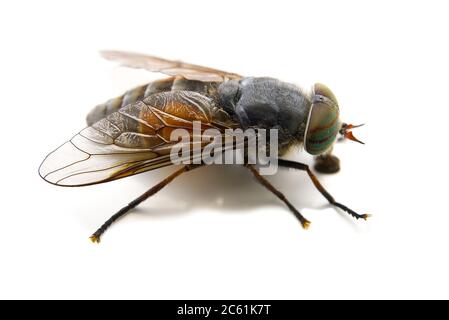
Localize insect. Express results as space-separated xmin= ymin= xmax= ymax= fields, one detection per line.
xmin=39 ymin=51 xmax=368 ymax=243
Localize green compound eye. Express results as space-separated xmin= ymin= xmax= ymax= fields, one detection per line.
xmin=305 ymin=83 xmax=341 ymax=155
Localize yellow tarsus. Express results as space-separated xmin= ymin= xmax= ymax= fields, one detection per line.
xmin=89 ymin=235 xmax=100 ymax=243
xmin=302 ymin=220 xmax=311 ymax=230
xmin=362 ymin=214 xmax=372 ymax=221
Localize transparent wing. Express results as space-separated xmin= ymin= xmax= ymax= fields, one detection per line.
xmin=101 ymin=50 xmax=242 ymax=82
xmin=39 ymin=91 xmax=240 ymax=186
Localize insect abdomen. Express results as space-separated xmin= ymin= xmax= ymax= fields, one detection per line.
xmin=86 ymin=77 xmax=175 ymax=126
xmin=86 ymin=77 xmax=221 ymax=126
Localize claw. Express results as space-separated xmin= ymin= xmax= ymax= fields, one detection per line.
xmin=302 ymin=220 xmax=311 ymax=230
xmin=89 ymin=235 xmax=101 ymax=243
xmin=362 ymin=214 xmax=371 ymax=221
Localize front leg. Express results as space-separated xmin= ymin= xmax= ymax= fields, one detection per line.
xmin=278 ymin=159 xmax=370 ymax=221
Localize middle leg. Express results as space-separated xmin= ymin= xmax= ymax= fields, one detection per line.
xmin=246 ymin=164 xmax=310 ymax=229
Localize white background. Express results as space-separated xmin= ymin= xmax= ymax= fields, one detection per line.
xmin=1 ymin=0 xmax=448 ymax=299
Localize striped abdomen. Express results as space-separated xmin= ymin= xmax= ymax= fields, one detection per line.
xmin=86 ymin=77 xmax=219 ymax=126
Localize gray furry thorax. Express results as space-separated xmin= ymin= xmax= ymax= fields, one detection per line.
xmin=218 ymin=77 xmax=311 ymax=152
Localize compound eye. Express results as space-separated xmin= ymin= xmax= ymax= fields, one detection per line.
xmin=304 ymin=84 xmax=341 ymax=155
xmin=313 ymin=83 xmax=338 ymax=105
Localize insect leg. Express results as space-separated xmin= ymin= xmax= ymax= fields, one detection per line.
xmin=278 ymin=159 xmax=370 ymax=220
xmin=245 ymin=164 xmax=311 ymax=229
xmin=90 ymin=164 xmax=201 ymax=243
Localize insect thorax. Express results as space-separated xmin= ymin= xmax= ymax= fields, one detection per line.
xmin=218 ymin=77 xmax=311 ymax=153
